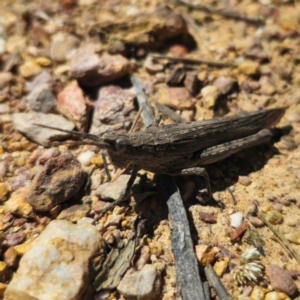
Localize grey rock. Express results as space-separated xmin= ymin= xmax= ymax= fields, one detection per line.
xmin=26 ymin=83 xmax=56 ymax=113
xmin=118 ymin=264 xmax=161 ymax=300
xmin=13 ymin=112 xmax=75 ymax=147
xmin=90 ymin=85 xmax=136 ymax=136
xmin=26 ymin=71 xmax=52 ymax=92
xmin=215 ymin=76 xmax=236 ymax=95
xmin=50 ymin=33 xmax=80 ymax=62
xmin=95 ymin=174 xmax=140 ymax=201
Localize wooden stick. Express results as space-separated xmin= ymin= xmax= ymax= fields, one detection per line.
xmin=155 ymin=102 xmax=187 ymax=124
xmin=255 ymin=201 xmax=300 ymax=266
xmin=179 ymin=0 xmax=264 ymax=25
xmin=131 ymin=75 xmax=206 ymax=300
xmin=151 ymin=54 xmax=239 ymax=68
xmin=204 ymin=264 xmax=231 ymax=300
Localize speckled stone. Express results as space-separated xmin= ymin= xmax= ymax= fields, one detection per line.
xmin=4 ymin=220 xmax=105 ymax=300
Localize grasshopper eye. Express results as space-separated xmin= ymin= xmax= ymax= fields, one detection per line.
xmin=115 ymin=139 xmax=127 ymax=152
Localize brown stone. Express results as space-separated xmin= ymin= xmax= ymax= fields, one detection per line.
xmin=57 ymin=81 xmax=92 ymax=131
xmin=57 ymin=204 xmax=91 ymax=223
xmin=198 ymin=211 xmax=216 ymax=223
xmin=166 ymin=64 xmax=185 ymax=86
xmin=267 ymin=265 xmax=297 ymax=297
xmin=184 ymin=71 xmax=199 ymax=95
xmin=90 ymin=85 xmax=136 ymax=136
xmin=4 ymin=231 xmax=26 ymax=247
xmin=230 ymin=221 xmax=249 ymax=243
xmin=3 ymin=247 xmax=17 ymax=268
xmin=25 ymin=153 xmax=86 ymax=212
xmin=156 ymin=85 xmax=195 ymax=109
xmin=70 ymin=48 xmax=130 ymax=87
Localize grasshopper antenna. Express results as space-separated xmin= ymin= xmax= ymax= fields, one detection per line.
xmin=34 ymin=123 xmax=111 ymax=149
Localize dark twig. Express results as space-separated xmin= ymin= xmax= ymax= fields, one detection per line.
xmin=130 ymin=76 xmax=154 ymax=128
xmin=160 ymin=175 xmax=205 ymax=300
xmin=155 ymin=102 xmax=187 ymax=123
xmin=131 ymin=75 xmax=205 ymax=300
xmin=151 ymin=54 xmax=239 ymax=68
xmin=203 ymin=281 xmax=211 ymax=300
xmin=129 ymin=107 xmax=143 ymax=132
xmin=179 ymin=0 xmax=265 ymax=25
xmin=204 ymin=264 xmax=231 ymax=300
xmin=226 ymin=187 xmax=237 ymax=205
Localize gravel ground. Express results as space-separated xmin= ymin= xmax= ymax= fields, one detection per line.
xmin=0 ymin=0 xmax=300 ymax=299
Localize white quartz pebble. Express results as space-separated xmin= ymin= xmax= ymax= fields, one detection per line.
xmin=230 ymin=212 xmax=244 ymax=228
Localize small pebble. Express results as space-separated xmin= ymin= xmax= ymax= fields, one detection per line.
xmin=77 ymin=151 xmax=95 ymax=166
xmin=215 ymin=76 xmax=235 ymax=94
xmin=238 ymin=61 xmax=260 ymax=75
xmin=222 ymin=273 xmax=234 ymax=290
xmin=201 ymin=85 xmax=220 ymax=108
xmin=239 ymin=176 xmax=251 ymax=186
xmin=0 ymin=261 xmax=7 ymax=277
xmin=3 ymin=247 xmax=17 ymax=268
xmin=57 ymin=204 xmax=90 ymax=223
xmin=117 ymin=264 xmax=161 ymax=300
xmin=198 ymin=211 xmax=216 ymax=223
xmin=246 ymin=201 xmax=258 ymax=216
xmin=248 ymin=216 xmax=264 ymax=228
xmin=213 ymin=260 xmax=228 ymax=276
xmin=284 ymin=232 xmax=300 ymax=245
xmin=90 ymin=157 xmax=104 ymax=166
xmin=250 ymin=286 xmax=265 ymax=300
xmin=169 ymin=44 xmax=188 ymax=57
xmin=4 ymin=231 xmax=26 ymax=247
xmin=104 ymin=215 xmax=122 ymax=228
xmin=231 ymin=221 xmax=249 ymax=242
xmin=229 ymin=212 xmax=243 ymax=228
xmin=265 ymin=291 xmax=290 ymax=300
xmin=273 ymin=203 xmax=282 ymax=212
xmin=0 ymin=182 xmax=9 ymax=202
xmin=265 ymin=210 xmax=283 ymax=225
xmin=144 ymin=56 xmax=164 ymax=73
xmin=19 ymin=61 xmax=41 ymax=78
xmin=286 ymin=220 xmax=297 ymax=227
xmin=277 ymin=136 xmax=297 ymax=151
xmin=195 ymin=244 xmax=209 ymax=263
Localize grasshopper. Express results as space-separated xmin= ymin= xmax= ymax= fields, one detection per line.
xmin=36 ymin=107 xmax=285 ymax=221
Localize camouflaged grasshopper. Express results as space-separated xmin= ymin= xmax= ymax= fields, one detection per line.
xmin=36 ymin=107 xmax=285 ymax=220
